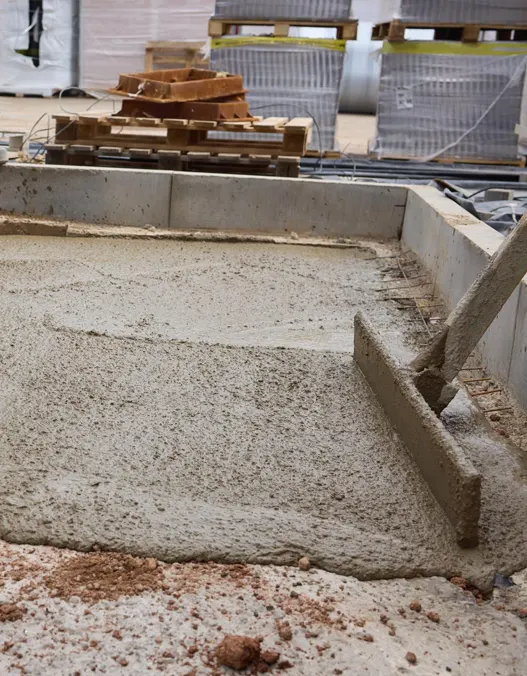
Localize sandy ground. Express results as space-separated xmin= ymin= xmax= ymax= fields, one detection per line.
xmin=0 ymin=540 xmax=526 ymax=675
xmin=0 ymin=235 xmax=525 ymax=590
xmin=336 ymin=114 xmax=376 ymax=155
xmin=0 ymin=96 xmax=375 ymax=155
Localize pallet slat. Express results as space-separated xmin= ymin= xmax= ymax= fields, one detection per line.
xmin=372 ymin=20 xmax=527 ymax=42
xmin=284 ymin=117 xmax=314 ymax=132
xmin=253 ymin=117 xmax=289 ymax=131
xmin=209 ymin=17 xmax=358 ymax=40
xmin=45 ymin=144 xmax=300 ymax=177
xmin=52 ymin=114 xmax=312 ymax=158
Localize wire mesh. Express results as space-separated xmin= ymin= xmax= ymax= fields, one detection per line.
xmin=378 ymin=0 xmax=527 ymax=25
xmin=373 ymin=51 xmax=526 ymax=162
xmin=214 ymin=1 xmax=352 ymax=20
xmin=211 ymin=40 xmax=345 ymax=150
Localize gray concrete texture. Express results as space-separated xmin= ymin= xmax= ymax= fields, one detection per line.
xmin=0 ymin=164 xmax=407 ymax=238
xmin=0 ymin=235 xmax=527 ymax=590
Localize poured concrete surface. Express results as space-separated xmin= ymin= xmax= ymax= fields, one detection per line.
xmin=0 ymin=236 xmax=526 ymax=587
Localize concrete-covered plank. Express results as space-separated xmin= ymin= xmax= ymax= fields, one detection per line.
xmin=354 ymin=313 xmax=481 ymax=547
xmin=0 ymin=164 xmax=172 ymax=228
xmin=169 ymin=173 xmax=407 ymax=239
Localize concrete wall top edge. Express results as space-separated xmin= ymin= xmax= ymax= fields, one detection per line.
xmin=171 ymin=170 xmax=405 ymax=191
xmin=0 ymin=164 xmax=408 ymax=240
xmin=11 ymin=163 xmax=175 ymax=178
xmin=407 ymin=185 xmax=506 ymax=258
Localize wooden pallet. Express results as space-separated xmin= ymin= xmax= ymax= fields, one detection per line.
xmin=305 ymin=149 xmax=341 ymax=159
xmin=52 ymin=115 xmax=313 ymax=157
xmin=369 ymin=151 xmax=526 ymax=167
xmin=44 ymin=144 xmax=300 ymax=177
xmin=144 ymin=41 xmax=209 ymax=71
xmin=209 ymin=17 xmax=358 ymax=40
xmin=372 ymin=21 xmax=527 ymax=42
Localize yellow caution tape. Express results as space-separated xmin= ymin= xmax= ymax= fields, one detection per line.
xmin=211 ymin=37 xmax=347 ymax=51
xmin=382 ymin=40 xmax=527 ymax=57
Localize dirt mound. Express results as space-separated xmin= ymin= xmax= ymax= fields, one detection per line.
xmin=44 ymin=552 xmax=163 ymax=602
xmin=0 ymin=604 xmax=26 ymax=622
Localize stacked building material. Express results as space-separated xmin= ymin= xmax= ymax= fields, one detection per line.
xmin=109 ymin=68 xmax=251 ymax=121
xmin=214 ymin=1 xmax=352 ymax=20
xmin=47 ymin=67 xmax=313 ymax=177
xmin=211 ymin=39 xmax=346 ymax=151
xmin=373 ymin=42 xmax=527 ymax=164
xmin=377 ymin=1 xmax=527 ymax=25
xmin=0 ymin=0 xmax=78 ymax=96
xmin=210 ymin=1 xmax=353 ymax=152
xmin=79 ymin=0 xmax=215 ymax=90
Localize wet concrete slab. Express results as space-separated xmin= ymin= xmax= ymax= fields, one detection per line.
xmin=0 ymin=236 xmax=525 ymax=587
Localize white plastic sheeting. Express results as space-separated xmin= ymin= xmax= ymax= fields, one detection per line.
xmin=79 ymin=0 xmax=215 ymax=90
xmin=0 ymin=0 xmax=78 ymax=96
xmin=213 ymin=1 xmax=353 ymax=20
xmin=378 ymin=0 xmax=527 ymax=25
xmin=374 ymin=43 xmax=527 ymax=163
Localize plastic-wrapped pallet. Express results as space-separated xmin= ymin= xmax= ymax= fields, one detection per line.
xmin=214 ymin=1 xmax=352 ymax=20
xmin=211 ymin=38 xmax=346 ymax=151
xmin=377 ymin=1 xmax=527 ymax=25
xmin=373 ymin=42 xmax=527 ymax=163
xmin=79 ymin=0 xmax=215 ymax=90
xmin=0 ymin=0 xmax=78 ymax=96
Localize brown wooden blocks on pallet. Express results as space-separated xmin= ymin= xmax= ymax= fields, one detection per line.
xmin=52 ymin=114 xmax=313 ymax=158
xmin=144 ymin=41 xmax=209 ymax=72
xmin=108 ymin=68 xmax=245 ymax=103
xmin=115 ymin=97 xmax=251 ymax=122
xmin=372 ymin=21 xmax=527 ymax=42
xmin=44 ymin=143 xmax=301 ymax=178
xmin=209 ymin=17 xmax=358 ymax=40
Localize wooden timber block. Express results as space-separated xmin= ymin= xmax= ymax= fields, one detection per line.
xmin=276 ymin=156 xmax=300 ymax=178
xmin=158 ymin=150 xmax=183 ymax=171
xmin=45 ymin=144 xmax=68 ymax=165
xmin=462 ymin=25 xmax=481 ymax=42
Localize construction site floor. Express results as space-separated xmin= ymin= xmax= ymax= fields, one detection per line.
xmin=0 ymin=540 xmax=525 ymax=675
xmin=0 ymin=235 xmax=526 ymax=591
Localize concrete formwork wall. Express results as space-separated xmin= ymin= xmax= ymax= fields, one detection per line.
xmin=0 ymin=164 xmax=407 ymax=240
xmin=402 ymin=186 xmax=526 ymax=409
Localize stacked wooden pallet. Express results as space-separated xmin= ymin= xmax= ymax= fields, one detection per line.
xmin=45 ymin=114 xmax=313 ymax=177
